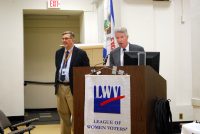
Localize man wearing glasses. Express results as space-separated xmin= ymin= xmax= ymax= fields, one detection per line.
xmin=55 ymin=31 xmax=90 ymax=134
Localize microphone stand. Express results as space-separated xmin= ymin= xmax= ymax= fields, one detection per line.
xmin=103 ymin=54 xmax=110 ymax=65
xmin=89 ymin=65 xmax=113 ymax=75
xmin=89 ymin=54 xmax=127 ymax=75
xmin=90 ymin=54 xmax=109 ymax=74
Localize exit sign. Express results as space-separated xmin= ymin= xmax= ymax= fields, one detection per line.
xmin=48 ymin=0 xmax=61 ymax=9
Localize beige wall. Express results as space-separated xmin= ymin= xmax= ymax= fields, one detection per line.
xmin=0 ymin=0 xmax=98 ymax=116
xmin=1 ymin=0 xmax=198 ymax=120
xmin=24 ymin=14 xmax=102 ymax=108
xmin=191 ymin=0 xmax=200 ymax=120
xmin=120 ymin=1 xmax=191 ymax=122
xmin=79 ymin=45 xmax=103 ymax=66
xmin=24 ymin=15 xmax=81 ymax=108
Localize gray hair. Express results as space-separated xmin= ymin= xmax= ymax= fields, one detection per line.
xmin=114 ymin=27 xmax=128 ymax=37
xmin=62 ymin=31 xmax=75 ymax=38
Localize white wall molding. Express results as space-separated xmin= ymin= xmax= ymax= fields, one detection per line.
xmin=192 ymin=98 xmax=200 ymax=107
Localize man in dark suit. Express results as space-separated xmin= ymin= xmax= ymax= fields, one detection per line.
xmin=110 ymin=27 xmax=144 ymax=66
xmin=55 ymin=31 xmax=89 ymax=134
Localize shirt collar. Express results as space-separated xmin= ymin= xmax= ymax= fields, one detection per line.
xmin=121 ymin=43 xmax=130 ymax=52
xmin=65 ymin=46 xmax=74 ymax=53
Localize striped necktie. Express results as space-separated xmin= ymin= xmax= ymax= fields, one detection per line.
xmin=63 ymin=51 xmax=69 ymax=68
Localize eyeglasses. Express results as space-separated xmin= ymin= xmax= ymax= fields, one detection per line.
xmin=62 ymin=37 xmax=73 ymax=41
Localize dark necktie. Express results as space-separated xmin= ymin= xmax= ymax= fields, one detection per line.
xmin=123 ymin=48 xmax=126 ymax=52
xmin=60 ymin=51 xmax=69 ymax=81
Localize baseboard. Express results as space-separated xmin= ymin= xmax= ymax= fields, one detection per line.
xmin=8 ymin=116 xmax=25 ymax=124
xmin=25 ymin=108 xmax=57 ymax=112
xmin=25 ymin=108 xmax=59 ymax=125
xmin=8 ymin=108 xmax=192 ymax=133
xmin=8 ymin=108 xmax=57 ymax=124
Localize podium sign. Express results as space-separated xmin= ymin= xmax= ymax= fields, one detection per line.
xmin=84 ymin=75 xmax=131 ymax=134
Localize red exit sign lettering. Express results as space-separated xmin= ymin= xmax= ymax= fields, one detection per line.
xmin=48 ymin=0 xmax=61 ymax=8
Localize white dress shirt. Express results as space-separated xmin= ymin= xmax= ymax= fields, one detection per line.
xmin=120 ymin=43 xmax=130 ymax=66
xmin=59 ymin=46 xmax=74 ymax=82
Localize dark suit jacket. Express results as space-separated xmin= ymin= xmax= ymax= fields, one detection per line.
xmin=109 ymin=43 xmax=144 ymax=66
xmin=55 ymin=46 xmax=90 ymax=94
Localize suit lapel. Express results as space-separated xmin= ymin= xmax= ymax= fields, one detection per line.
xmin=70 ymin=46 xmax=78 ymax=68
xmin=129 ymin=43 xmax=134 ymax=51
xmin=114 ymin=47 xmax=121 ymax=66
xmin=58 ymin=48 xmax=65 ymax=68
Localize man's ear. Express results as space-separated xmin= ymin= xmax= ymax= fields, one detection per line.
xmin=73 ymin=38 xmax=76 ymax=43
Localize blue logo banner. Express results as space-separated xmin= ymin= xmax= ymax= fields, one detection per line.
xmin=94 ymin=85 xmax=122 ymax=114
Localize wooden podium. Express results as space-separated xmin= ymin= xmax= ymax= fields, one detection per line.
xmin=73 ymin=66 xmax=166 ymax=134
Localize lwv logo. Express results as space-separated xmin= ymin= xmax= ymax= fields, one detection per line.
xmin=94 ymin=85 xmax=125 ymax=114
xmin=95 ymin=85 xmax=120 ymax=98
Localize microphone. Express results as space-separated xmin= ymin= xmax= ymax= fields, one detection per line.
xmin=89 ymin=54 xmax=110 ymax=75
xmin=103 ymin=54 xmax=110 ymax=65
xmin=90 ymin=61 xmax=105 ymax=75
xmin=90 ymin=62 xmax=104 ymax=75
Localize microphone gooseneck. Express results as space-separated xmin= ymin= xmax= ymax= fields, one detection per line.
xmin=103 ymin=54 xmax=110 ymax=65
